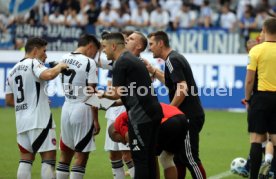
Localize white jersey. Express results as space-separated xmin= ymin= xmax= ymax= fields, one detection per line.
xmin=5 ymin=58 xmax=54 ymax=134
xmin=60 ymin=52 xmax=98 ymax=103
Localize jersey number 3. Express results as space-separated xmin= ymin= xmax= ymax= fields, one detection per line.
xmin=15 ymin=75 xmax=25 ymax=103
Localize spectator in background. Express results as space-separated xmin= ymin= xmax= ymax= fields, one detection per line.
xmin=198 ymin=0 xmax=213 ymax=27
xmin=160 ymin=0 xmax=182 ymax=24
xmin=149 ymin=4 xmax=169 ymax=31
xmin=219 ymin=4 xmax=237 ymax=32
xmin=173 ymin=2 xmax=197 ymax=29
xmin=27 ymin=6 xmax=43 ymax=25
xmin=239 ymin=9 xmax=256 ymax=42
xmin=130 ymin=3 xmax=149 ymax=28
xmin=65 ymin=7 xmax=88 ymax=27
xmin=254 ymin=7 xmax=274 ymax=30
xmin=84 ymin=0 xmax=100 ymax=34
xmin=97 ymin=3 xmax=118 ymax=28
xmin=86 ymin=2 xmax=100 ymax=25
xmin=60 ymin=0 xmax=80 ymax=14
xmin=114 ymin=6 xmax=131 ymax=29
xmin=40 ymin=0 xmax=51 ymax=16
xmin=49 ymin=0 xmax=62 ymax=14
xmin=101 ymin=0 xmax=121 ymax=10
xmin=0 ymin=13 xmax=9 ymax=32
xmin=49 ymin=8 xmax=65 ymax=25
xmin=128 ymin=0 xmax=140 ymax=11
xmin=236 ymin=0 xmax=251 ymax=20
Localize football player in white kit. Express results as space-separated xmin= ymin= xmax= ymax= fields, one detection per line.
xmin=5 ymin=37 xmax=68 ymax=179
xmin=56 ymin=34 xmax=101 ymax=179
xmin=103 ymin=31 xmax=149 ymax=179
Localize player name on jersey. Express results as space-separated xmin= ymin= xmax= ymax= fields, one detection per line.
xmin=15 ymin=103 xmax=28 ymax=111
xmin=63 ymin=58 xmax=83 ymax=68
xmin=9 ymin=65 xmax=29 ymax=77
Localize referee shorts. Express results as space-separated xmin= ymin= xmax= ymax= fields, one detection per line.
xmin=248 ymin=92 xmax=276 ymax=134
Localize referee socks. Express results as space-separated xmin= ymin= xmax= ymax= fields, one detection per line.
xmin=249 ymin=143 xmax=262 ymax=179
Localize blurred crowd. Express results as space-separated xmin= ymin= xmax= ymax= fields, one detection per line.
xmin=1 ymin=0 xmax=276 ymax=42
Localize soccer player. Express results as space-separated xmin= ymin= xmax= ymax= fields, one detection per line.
xmin=100 ymin=32 xmax=164 ymax=179
xmin=145 ymin=31 xmax=206 ymax=179
xmin=109 ymin=103 xmax=190 ymax=179
xmin=5 ymin=37 xmax=68 ymax=179
xmin=245 ymin=18 xmax=276 ymax=179
xmin=55 ymin=34 xmax=101 ymax=179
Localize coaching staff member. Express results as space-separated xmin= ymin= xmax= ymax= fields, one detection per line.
xmin=145 ymin=31 xmax=206 ymax=179
xmin=245 ymin=18 xmax=276 ymax=179
xmin=99 ymin=32 xmax=164 ymax=179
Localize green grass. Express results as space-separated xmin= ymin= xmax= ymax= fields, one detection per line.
xmin=0 ymin=107 xmax=249 ymax=178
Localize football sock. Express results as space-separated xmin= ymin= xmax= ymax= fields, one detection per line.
xmin=271 ymin=146 xmax=276 ymax=174
xmin=56 ymin=162 xmax=70 ymax=179
xmin=125 ymin=160 xmax=135 ymax=178
xmin=244 ymin=155 xmax=251 ymax=171
xmin=41 ymin=160 xmax=55 ymax=179
xmin=249 ymin=143 xmax=262 ymax=179
xmin=265 ymin=153 xmax=273 ymax=163
xmin=70 ymin=165 xmax=85 ymax=179
xmin=111 ymin=159 xmax=125 ymax=179
xmin=17 ymin=160 xmax=32 ymax=179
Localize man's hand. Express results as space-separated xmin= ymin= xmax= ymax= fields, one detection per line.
xmin=142 ymin=59 xmax=155 ymax=74
xmin=125 ymin=132 xmax=129 ymax=144
xmin=96 ymin=90 xmax=105 ymax=99
xmin=93 ymin=120 xmax=100 ymax=135
xmin=86 ymin=86 xmax=96 ymax=95
xmin=241 ymin=98 xmax=250 ymax=110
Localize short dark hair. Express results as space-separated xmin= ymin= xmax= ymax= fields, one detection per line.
xmin=78 ymin=34 xmax=101 ymax=49
xmin=25 ymin=37 xmax=47 ymax=53
xmin=263 ymin=18 xmax=276 ymax=34
xmin=102 ymin=32 xmax=125 ymax=44
xmin=147 ymin=31 xmax=170 ymax=47
xmin=133 ymin=31 xmax=148 ymax=51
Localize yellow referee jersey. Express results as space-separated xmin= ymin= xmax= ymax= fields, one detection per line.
xmin=248 ymin=42 xmax=276 ymax=91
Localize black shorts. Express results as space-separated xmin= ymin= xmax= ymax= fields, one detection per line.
xmin=248 ymin=92 xmax=276 ymax=134
xmin=157 ymin=114 xmax=189 ymax=155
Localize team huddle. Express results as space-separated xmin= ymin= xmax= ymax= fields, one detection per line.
xmin=6 ymin=28 xmax=207 ymax=179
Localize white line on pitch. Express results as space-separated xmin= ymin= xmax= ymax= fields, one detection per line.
xmin=208 ymin=171 xmax=232 ymax=179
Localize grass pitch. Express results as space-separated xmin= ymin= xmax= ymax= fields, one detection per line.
xmin=0 ymin=107 xmax=249 ymax=178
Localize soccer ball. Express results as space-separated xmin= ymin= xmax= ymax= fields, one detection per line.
xmin=230 ymin=157 xmax=247 ymax=172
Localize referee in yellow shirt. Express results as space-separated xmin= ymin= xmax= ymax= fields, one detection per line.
xmin=245 ymin=18 xmax=276 ymax=179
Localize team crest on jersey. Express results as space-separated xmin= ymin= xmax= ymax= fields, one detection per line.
xmin=52 ymin=138 xmax=56 ymax=146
